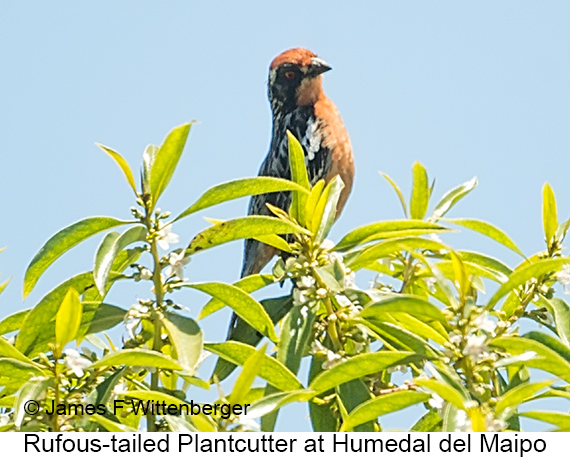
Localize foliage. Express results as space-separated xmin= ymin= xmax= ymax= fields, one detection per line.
xmin=0 ymin=124 xmax=569 ymax=432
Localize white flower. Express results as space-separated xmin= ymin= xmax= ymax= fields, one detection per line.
xmin=463 ymin=334 xmax=488 ymax=362
xmin=140 ymin=268 xmax=153 ymax=280
xmin=449 ymin=332 xmax=462 ymax=346
xmin=164 ymin=251 xmax=190 ymax=279
xmin=292 ymin=288 xmax=308 ymax=306
xmin=428 ymin=393 xmax=445 ymax=411
xmin=387 ymin=364 xmax=408 ymax=374
xmin=64 ymin=349 xmax=91 ymax=377
xmin=157 ymin=224 xmax=179 ymax=250
xmin=344 ymin=270 xmax=356 ymax=288
xmin=558 ymin=264 xmax=570 ymax=292
xmin=424 ymin=277 xmax=436 ymax=293
xmin=321 ymin=350 xmax=344 ymax=370
xmin=310 ymin=340 xmax=326 ymax=355
xmin=485 ymin=414 xmax=506 ymax=432
xmin=297 ymin=275 xmax=315 ymax=289
xmin=473 ymin=312 xmax=496 ymax=333
xmin=235 ymin=413 xmax=260 ymax=431
xmin=381 ymin=258 xmax=395 ymax=272
xmin=320 ymin=239 xmax=335 ymax=251
xmin=335 ymin=294 xmax=353 ymax=308
xmin=0 ymin=414 xmax=10 ymax=426
xmin=454 ymin=409 xmax=471 ymax=432
xmin=429 ymin=233 xmax=443 ymax=244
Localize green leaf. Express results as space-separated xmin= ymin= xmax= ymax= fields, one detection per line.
xmin=0 ymin=337 xmax=38 ymax=366
xmin=89 ymin=414 xmax=137 ymax=433
xmin=347 ymin=236 xmax=449 ymax=271
xmin=362 ymin=321 xmax=439 ymax=357
xmin=486 ymin=258 xmax=570 ymax=310
xmin=0 ymin=359 xmax=47 ymax=389
xmin=175 ymin=177 xmax=310 ymax=221
xmin=96 ymin=143 xmax=137 ymax=195
xmin=205 ymin=341 xmax=302 ymax=391
xmin=229 ymin=344 xmax=267 ymax=405
xmin=161 ymin=312 xmax=203 ymax=374
xmin=336 ymin=220 xmax=450 ymax=251
xmin=410 ymin=162 xmax=429 ymax=220
xmin=411 ymin=410 xmax=442 ymax=432
xmin=75 ymin=302 xmax=127 ymax=342
xmin=215 ymin=295 xmax=293 ymax=381
xmin=91 ymin=348 xmax=184 ymax=371
xmin=14 ymin=378 xmax=51 ymax=428
xmin=93 ymin=225 xmax=147 ymax=295
xmin=360 ymin=295 xmax=447 ymax=325
xmin=495 ymin=380 xmax=552 ymax=416
xmin=24 ymin=217 xmax=129 ymax=298
xmin=184 ymin=282 xmax=277 ymax=342
xmin=309 ymin=352 xmax=424 ymax=394
xmin=186 ymin=216 xmax=308 ymax=255
xmin=17 ymin=272 xmax=94 ymax=356
xmin=55 ymin=288 xmax=82 ymax=352
xmin=415 ymin=378 xmax=467 ymax=411
xmin=305 ymin=179 xmax=325 ymax=227
xmin=252 ymin=234 xmax=293 ymax=253
xmin=0 ymin=277 xmax=9 ymax=296
xmin=0 ymin=310 xmax=29 ymax=336
xmin=149 ymin=123 xmax=192 ymax=209
xmin=539 ymin=297 xmax=570 ymax=347
xmin=542 ymin=183 xmax=558 ymax=246
xmin=277 ymin=302 xmax=317 ymax=375
xmin=431 ymin=177 xmax=477 ymax=221
xmin=198 ymin=274 xmax=274 ymax=319
xmin=142 ymin=144 xmax=159 ymax=196
xmin=247 ymin=390 xmax=314 ymax=419
xmin=445 ymin=218 xmax=524 ymax=257
xmin=380 ymin=172 xmax=408 ymax=217
xmin=287 ymin=131 xmax=310 ymax=223
xmin=312 ymin=175 xmax=344 ymax=244
xmin=519 ymin=411 xmax=570 ymax=429
xmin=491 ymin=335 xmax=570 ymax=382
xmin=340 ymin=391 xmax=430 ymax=432
xmin=337 ymin=379 xmax=375 ymax=432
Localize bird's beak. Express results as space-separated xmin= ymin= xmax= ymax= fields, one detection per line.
xmin=308 ymin=57 xmax=332 ymax=76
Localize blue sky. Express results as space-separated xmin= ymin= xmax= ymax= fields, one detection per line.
xmin=1 ymin=2 xmax=570 ymax=431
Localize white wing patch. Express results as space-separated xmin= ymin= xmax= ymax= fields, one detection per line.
xmin=301 ymin=118 xmax=321 ymax=161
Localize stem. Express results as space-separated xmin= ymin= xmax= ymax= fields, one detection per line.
xmin=143 ymin=210 xmax=166 ymax=432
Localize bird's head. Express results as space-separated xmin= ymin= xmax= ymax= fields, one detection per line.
xmin=268 ymin=48 xmax=331 ymax=114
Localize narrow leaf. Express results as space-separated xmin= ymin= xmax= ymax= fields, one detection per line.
xmin=91 ymin=348 xmax=184 ymax=371
xmin=96 ymin=143 xmax=137 ymax=194
xmin=161 ymin=312 xmax=203 ymax=374
xmin=24 ymin=217 xmax=129 ymax=298
xmin=229 ymin=344 xmax=267 ymax=405
xmin=312 ymin=175 xmax=344 ymax=244
xmin=340 ymin=391 xmax=430 ymax=432
xmin=410 ymin=162 xmax=429 ymax=220
xmin=309 ymin=352 xmax=424 ymax=394
xmin=198 ymin=274 xmax=274 ymax=319
xmin=336 ymin=220 xmax=450 ymax=251
xmin=431 ymin=177 xmax=477 ymax=220
xmin=55 ymin=288 xmax=82 ymax=352
xmin=445 ymin=218 xmax=524 ymax=257
xmin=487 ymin=258 xmax=570 ymax=310
xmin=175 ymin=177 xmax=309 ymax=221
xmin=186 ymin=216 xmax=308 ymax=255
xmin=205 ymin=341 xmax=302 ymax=391
xmin=93 ymin=225 xmax=147 ymax=295
xmin=542 ymin=183 xmax=558 ymax=246
xmin=149 ymin=123 xmax=192 ymax=208
xmin=380 ymin=172 xmax=408 ymax=217
xmin=184 ymin=282 xmax=277 ymax=342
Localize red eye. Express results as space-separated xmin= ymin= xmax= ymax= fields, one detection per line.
xmin=285 ymin=71 xmax=296 ymax=80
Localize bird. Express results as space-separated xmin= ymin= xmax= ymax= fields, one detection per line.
xmin=241 ymin=47 xmax=354 ymax=278
xmin=218 ymin=49 xmax=354 ymax=377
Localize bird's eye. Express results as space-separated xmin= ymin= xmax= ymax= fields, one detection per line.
xmin=284 ymin=71 xmax=296 ymax=80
